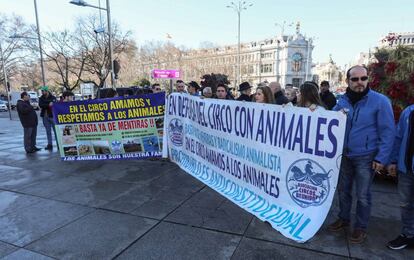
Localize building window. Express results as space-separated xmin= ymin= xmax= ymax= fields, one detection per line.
xmin=260 ymin=64 xmax=273 ymax=73
xmin=261 ymin=52 xmax=273 ymax=59
xmin=248 ymin=65 xmax=254 ymax=74
xmin=292 ymin=78 xmax=302 ymax=88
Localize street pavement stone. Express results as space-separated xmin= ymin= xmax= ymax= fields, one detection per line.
xmin=166 ymin=187 xmax=253 ymax=234
xmin=347 ymin=216 xmax=412 ymax=259
xmin=17 ymin=175 xmax=95 ymax=198
xmin=26 ymin=210 xmax=157 ymax=260
xmin=116 ymin=222 xmax=240 ymax=260
xmin=53 ymin=179 xmax=137 ymax=207
xmin=245 ymin=213 xmax=350 ymax=257
xmin=1 ymin=249 xmax=54 ymax=260
xmin=0 ymin=241 xmax=17 ymax=258
xmin=0 ymin=169 xmax=57 ymax=191
xmin=231 ymin=237 xmax=348 ymax=259
xmin=0 ymin=114 xmax=413 ymax=258
xmin=0 ymin=199 xmax=92 ymax=246
xmin=0 ymin=191 xmax=50 ymax=217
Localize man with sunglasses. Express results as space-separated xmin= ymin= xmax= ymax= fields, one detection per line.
xmin=329 ymin=65 xmax=395 ymax=244
xmin=152 ymin=83 xmax=162 ymax=93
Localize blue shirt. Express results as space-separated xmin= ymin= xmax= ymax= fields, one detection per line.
xmin=391 ymin=105 xmax=414 ymax=174
xmin=333 ymin=89 xmax=396 ymax=164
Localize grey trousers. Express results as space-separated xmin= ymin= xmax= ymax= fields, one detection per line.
xmin=24 ymin=127 xmax=37 ymax=152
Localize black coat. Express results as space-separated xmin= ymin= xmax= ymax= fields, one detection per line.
xmin=17 ymin=100 xmax=38 ymax=128
xmin=274 ymin=91 xmax=289 ymax=105
xmin=320 ymin=91 xmax=337 ymax=110
xmin=237 ymin=94 xmax=252 ymax=102
xmin=39 ymin=92 xmax=57 ymax=118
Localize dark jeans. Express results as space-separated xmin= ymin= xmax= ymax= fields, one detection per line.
xmin=23 ymin=127 xmax=37 ymax=152
xmin=398 ymin=172 xmax=414 ymax=237
xmin=42 ymin=116 xmax=57 ymax=146
xmin=338 ymin=154 xmax=376 ymax=230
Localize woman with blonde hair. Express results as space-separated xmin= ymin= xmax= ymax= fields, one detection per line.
xmin=254 ymin=86 xmax=275 ymax=104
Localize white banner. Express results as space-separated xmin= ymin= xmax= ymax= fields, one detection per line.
xmin=163 ymin=93 xmax=346 ymax=242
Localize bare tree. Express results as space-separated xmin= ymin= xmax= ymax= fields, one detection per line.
xmin=0 ymin=13 xmax=31 ymax=91
xmin=137 ymin=41 xmax=187 ymax=80
xmin=15 ymin=60 xmax=42 ymax=89
xmin=41 ymin=30 xmax=86 ymax=91
xmin=74 ymin=15 xmax=132 ymax=88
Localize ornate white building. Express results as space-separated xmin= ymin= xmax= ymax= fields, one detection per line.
xmin=142 ymin=23 xmax=314 ymax=89
xmin=379 ymin=32 xmax=414 ymax=48
xmin=312 ymin=55 xmax=343 ymax=91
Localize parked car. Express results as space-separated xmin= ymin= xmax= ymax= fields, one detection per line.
xmin=30 ymin=98 xmax=39 ymax=110
xmin=0 ymin=101 xmax=8 ymax=112
xmin=0 ymin=96 xmax=9 ymax=108
xmin=28 ymin=91 xmax=39 ymax=110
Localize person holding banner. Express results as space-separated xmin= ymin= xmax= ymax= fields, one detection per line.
xmin=215 ymin=83 xmax=231 ymax=100
xmin=269 ymin=81 xmax=289 ymax=105
xmin=297 ymin=81 xmax=326 ymax=111
xmin=39 ymin=86 xmax=57 ymax=150
xmin=386 ymin=104 xmax=414 ymax=250
xmin=175 ymin=80 xmax=187 ymax=93
xmin=62 ymin=91 xmax=74 ymax=102
xmin=202 ymin=87 xmax=213 ymax=98
xmin=254 ymin=86 xmax=274 ymax=104
xmin=152 ymin=83 xmax=162 ymax=93
xmin=187 ymin=81 xmax=201 ymax=96
xmin=319 ymin=80 xmax=337 ymax=110
xmin=236 ymin=82 xmax=253 ymax=102
xmin=329 ymin=65 xmax=396 ymax=244
xmin=285 ymin=88 xmax=298 ymax=106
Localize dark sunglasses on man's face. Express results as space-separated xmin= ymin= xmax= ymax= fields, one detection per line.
xmin=350 ymin=76 xmax=368 ymax=82
xmin=155 ymin=88 xmax=161 ymax=91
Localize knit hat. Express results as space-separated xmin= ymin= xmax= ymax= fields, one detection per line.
xmin=40 ymin=86 xmax=49 ymax=91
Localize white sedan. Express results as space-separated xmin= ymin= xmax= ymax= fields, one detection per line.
xmin=0 ymin=101 xmax=8 ymax=112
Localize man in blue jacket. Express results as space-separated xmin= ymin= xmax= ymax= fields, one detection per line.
xmin=386 ymin=104 xmax=414 ymax=250
xmin=328 ymin=65 xmax=396 ymax=243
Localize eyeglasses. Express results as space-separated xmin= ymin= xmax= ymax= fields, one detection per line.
xmin=155 ymin=88 xmax=161 ymax=91
xmin=350 ymin=76 xmax=368 ymax=82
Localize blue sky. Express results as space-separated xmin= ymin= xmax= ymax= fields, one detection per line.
xmin=1 ymin=0 xmax=412 ymax=66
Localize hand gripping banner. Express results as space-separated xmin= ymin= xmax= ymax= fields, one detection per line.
xmin=163 ymin=93 xmax=346 ymax=242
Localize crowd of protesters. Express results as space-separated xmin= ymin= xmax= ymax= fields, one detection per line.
xmin=13 ymin=64 xmax=414 ymax=249
xmin=169 ymin=76 xmax=336 ymax=111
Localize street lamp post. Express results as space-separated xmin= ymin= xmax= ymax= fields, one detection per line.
xmin=305 ymin=37 xmax=315 ymax=81
xmin=69 ymin=0 xmax=115 ymax=88
xmin=34 ymin=0 xmax=46 ymax=86
xmin=226 ymin=1 xmax=252 ymax=88
xmin=0 ymin=42 xmax=12 ymax=120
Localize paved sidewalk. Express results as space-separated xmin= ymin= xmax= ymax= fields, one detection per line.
xmin=0 ymin=112 xmax=412 ymax=259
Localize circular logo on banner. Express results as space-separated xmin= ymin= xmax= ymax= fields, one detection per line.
xmin=168 ymin=118 xmax=184 ymax=146
xmin=286 ymin=159 xmax=331 ymax=208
